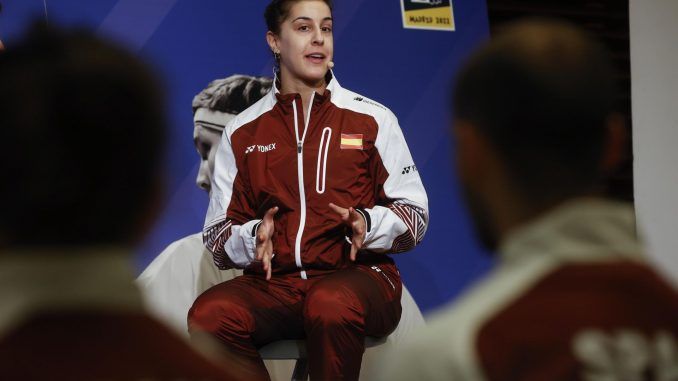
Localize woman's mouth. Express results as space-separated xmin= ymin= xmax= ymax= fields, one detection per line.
xmin=305 ymin=53 xmax=326 ymax=64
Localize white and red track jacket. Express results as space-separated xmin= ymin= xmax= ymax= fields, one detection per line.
xmin=203 ymin=74 xmax=428 ymax=279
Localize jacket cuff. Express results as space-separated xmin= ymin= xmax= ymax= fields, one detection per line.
xmin=354 ymin=208 xmax=371 ymax=233
xmin=343 ymin=208 xmax=371 ymax=244
xmin=251 ymin=220 xmax=263 ymax=237
xmin=236 ymin=219 xmax=261 ymax=265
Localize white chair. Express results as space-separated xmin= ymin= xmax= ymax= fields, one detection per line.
xmin=259 ymin=336 xmax=387 ymax=381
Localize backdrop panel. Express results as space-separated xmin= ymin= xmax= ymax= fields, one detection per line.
xmin=1 ymin=0 xmax=492 ymax=313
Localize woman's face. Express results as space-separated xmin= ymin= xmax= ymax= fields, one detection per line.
xmin=193 ymin=108 xmax=235 ymax=193
xmin=269 ymin=1 xmax=334 ymax=85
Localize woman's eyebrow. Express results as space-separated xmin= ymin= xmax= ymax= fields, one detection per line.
xmin=292 ymin=16 xmax=333 ymax=22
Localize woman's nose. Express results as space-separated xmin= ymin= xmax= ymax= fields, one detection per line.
xmin=312 ymin=28 xmax=324 ymax=45
xmin=196 ymin=162 xmax=211 ymax=192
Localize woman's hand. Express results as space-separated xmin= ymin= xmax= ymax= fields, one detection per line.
xmin=328 ymin=203 xmax=366 ymax=261
xmin=256 ymin=206 xmax=278 ymax=280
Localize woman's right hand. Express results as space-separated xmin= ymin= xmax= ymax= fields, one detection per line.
xmin=256 ymin=206 xmax=278 ymax=280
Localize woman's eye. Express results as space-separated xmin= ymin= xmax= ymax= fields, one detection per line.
xmin=298 ymin=25 xmax=310 ymax=31
xmin=199 ymin=144 xmax=211 ymax=160
xmin=195 ymin=147 xmax=208 ymax=161
xmin=321 ymin=26 xmax=332 ymax=32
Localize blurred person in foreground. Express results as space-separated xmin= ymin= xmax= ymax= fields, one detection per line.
xmin=377 ymin=20 xmax=678 ymax=380
xmin=0 ymin=24 xmax=238 ymax=380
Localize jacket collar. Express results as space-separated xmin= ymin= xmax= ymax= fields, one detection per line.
xmin=499 ymin=198 xmax=643 ymax=266
xmin=270 ymin=69 xmax=340 ymax=106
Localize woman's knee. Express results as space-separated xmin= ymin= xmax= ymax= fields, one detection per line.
xmin=188 ymin=289 xmax=255 ymax=337
xmin=303 ymin=285 xmax=364 ymax=328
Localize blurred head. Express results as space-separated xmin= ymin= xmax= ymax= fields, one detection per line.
xmin=191 ymin=75 xmax=272 ymax=193
xmin=265 ymin=0 xmax=334 ymax=86
xmin=0 ymin=24 xmax=166 ymax=249
xmin=453 ymin=19 xmax=624 ymax=250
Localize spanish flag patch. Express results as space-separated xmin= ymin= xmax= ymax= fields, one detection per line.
xmin=340 ymin=133 xmax=363 ymax=150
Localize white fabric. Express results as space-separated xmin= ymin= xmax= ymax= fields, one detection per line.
xmin=362 ymin=205 xmax=409 ymax=252
xmin=137 ymin=233 xmax=241 ymax=335
xmin=375 ymin=199 xmax=644 ymax=381
xmin=219 ymin=219 xmax=260 ymax=268
xmin=0 ymin=248 xmax=144 ymax=340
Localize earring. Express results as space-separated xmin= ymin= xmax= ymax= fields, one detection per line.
xmin=273 ymin=50 xmax=281 ymax=74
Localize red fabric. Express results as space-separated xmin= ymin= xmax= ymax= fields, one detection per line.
xmin=211 ymin=88 xmax=416 ymax=276
xmin=477 ymin=261 xmax=678 ymax=380
xmin=0 ymin=311 xmax=240 ymax=380
xmin=189 ymin=259 xmax=402 ymax=381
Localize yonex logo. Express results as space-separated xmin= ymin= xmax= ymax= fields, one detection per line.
xmin=402 ymin=165 xmax=417 ymax=175
xmin=245 ymin=143 xmax=277 ymax=154
xmin=257 ymin=143 xmax=276 ymax=153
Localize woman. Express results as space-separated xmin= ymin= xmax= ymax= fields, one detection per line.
xmin=189 ymin=1 xmax=428 ymax=380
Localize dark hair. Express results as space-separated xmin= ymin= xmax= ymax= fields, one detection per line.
xmin=0 ymin=23 xmax=166 ymax=248
xmin=265 ymin=0 xmax=333 ymax=35
xmin=454 ymin=19 xmax=618 ymax=203
xmin=192 ymin=75 xmax=273 ymax=114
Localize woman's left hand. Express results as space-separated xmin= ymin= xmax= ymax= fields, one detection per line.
xmin=328 ymin=203 xmax=366 ymax=261
xmin=256 ymin=206 xmax=278 ymax=280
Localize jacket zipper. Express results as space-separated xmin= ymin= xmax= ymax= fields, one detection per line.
xmin=371 ymin=265 xmax=396 ymax=291
xmin=292 ymin=93 xmax=315 ymax=280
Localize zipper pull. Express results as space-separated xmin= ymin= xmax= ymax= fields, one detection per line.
xmin=297 ymin=141 xmax=302 ymax=153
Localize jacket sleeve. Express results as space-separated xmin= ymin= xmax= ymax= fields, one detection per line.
xmin=361 ymin=111 xmax=429 ymax=254
xmin=203 ymin=119 xmax=261 ymax=269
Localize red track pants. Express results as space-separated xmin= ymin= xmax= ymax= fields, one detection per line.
xmin=188 ymin=261 xmax=402 ymax=381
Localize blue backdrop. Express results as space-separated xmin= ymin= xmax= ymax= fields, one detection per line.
xmin=1 ymin=0 xmax=493 ymax=313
